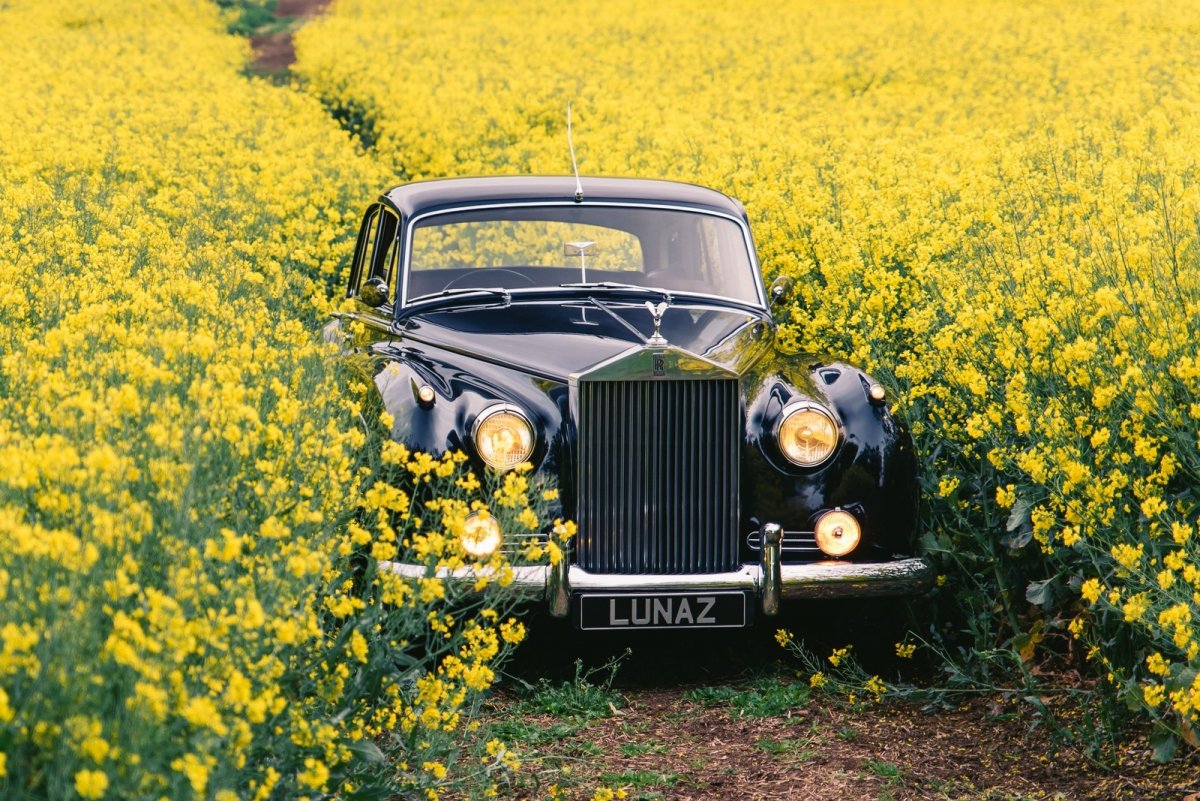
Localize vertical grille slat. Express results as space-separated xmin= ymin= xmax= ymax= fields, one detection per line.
xmin=576 ymin=378 xmax=739 ymax=574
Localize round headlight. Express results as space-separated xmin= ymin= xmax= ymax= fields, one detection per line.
xmin=777 ymin=403 xmax=839 ymax=466
xmin=473 ymin=404 xmax=534 ymax=471
xmin=814 ymin=509 xmax=862 ymax=557
xmin=461 ymin=513 xmax=502 ymax=558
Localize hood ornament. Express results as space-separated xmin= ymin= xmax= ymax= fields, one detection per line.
xmin=645 ymin=301 xmax=668 ymax=347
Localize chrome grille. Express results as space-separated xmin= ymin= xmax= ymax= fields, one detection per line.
xmin=576 ymin=378 xmax=740 ymax=574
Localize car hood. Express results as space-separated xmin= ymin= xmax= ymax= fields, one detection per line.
xmin=399 ymin=298 xmax=775 ymax=381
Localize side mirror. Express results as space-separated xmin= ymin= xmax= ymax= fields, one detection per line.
xmin=768 ymin=275 xmax=794 ymax=307
xmin=358 ymin=276 xmax=389 ymax=308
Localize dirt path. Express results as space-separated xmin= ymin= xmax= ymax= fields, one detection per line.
xmin=488 ymin=684 xmax=1200 ymax=800
xmin=249 ymin=0 xmax=329 ymax=74
xmin=491 ymin=618 xmax=1200 ymax=800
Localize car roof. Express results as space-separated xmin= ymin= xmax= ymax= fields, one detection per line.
xmin=381 ymin=176 xmax=749 ymax=220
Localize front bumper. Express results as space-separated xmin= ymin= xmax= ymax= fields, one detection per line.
xmin=382 ymin=547 xmax=934 ymax=619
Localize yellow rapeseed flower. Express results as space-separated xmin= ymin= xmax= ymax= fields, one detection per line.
xmin=74 ymin=769 xmax=109 ymax=800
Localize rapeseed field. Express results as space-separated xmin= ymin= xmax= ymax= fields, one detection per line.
xmin=0 ymin=2 xmax=556 ymax=798
xmin=4 ymin=0 xmax=1200 ymax=798
xmin=295 ymin=0 xmax=1200 ymax=750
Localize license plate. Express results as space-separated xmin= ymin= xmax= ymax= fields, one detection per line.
xmin=577 ymin=591 xmax=749 ymax=630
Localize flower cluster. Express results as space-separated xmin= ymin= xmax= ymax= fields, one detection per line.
xmin=0 ymin=1 xmax=551 ymax=798
xmin=294 ymin=0 xmax=1200 ymax=742
xmin=775 ymin=635 xmax=889 ymax=706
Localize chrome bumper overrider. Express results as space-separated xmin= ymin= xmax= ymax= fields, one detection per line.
xmin=381 ymin=549 xmax=934 ymax=618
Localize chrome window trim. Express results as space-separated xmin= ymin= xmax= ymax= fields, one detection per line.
xmin=399 ymin=200 xmax=767 ymax=310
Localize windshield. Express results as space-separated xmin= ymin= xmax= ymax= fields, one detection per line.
xmin=405 ymin=205 xmax=761 ymax=306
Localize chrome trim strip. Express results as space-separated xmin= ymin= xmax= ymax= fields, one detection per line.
xmin=399 ymin=288 xmax=765 ymax=320
xmin=777 ymin=558 xmax=935 ymax=600
xmin=381 ymin=562 xmax=550 ymax=589
xmin=569 ymin=565 xmax=764 ymax=590
xmin=745 ymin=529 xmax=822 ymax=552
xmin=380 ymin=558 xmax=935 ymax=602
xmin=567 ymin=342 xmax=736 ymax=383
xmin=399 ymin=200 xmax=767 ymax=310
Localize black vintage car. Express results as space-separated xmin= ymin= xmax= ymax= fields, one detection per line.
xmin=335 ymin=176 xmax=931 ymax=630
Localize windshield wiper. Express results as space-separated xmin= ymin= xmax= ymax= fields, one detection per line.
xmin=417 ymin=287 xmax=511 ymax=302
xmin=559 ymin=281 xmax=672 ymax=299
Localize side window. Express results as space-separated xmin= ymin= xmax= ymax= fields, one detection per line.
xmin=349 ymin=206 xmax=382 ymax=299
xmin=349 ymin=205 xmax=401 ymax=307
xmin=373 ymin=208 xmax=400 ymax=297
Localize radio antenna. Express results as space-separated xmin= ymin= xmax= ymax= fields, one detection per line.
xmin=567 ymin=102 xmax=584 ymax=203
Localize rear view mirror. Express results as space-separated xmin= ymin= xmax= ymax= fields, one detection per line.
xmin=358 ymin=276 xmax=389 ymax=307
xmin=564 ymin=240 xmax=597 ymax=256
xmin=565 ymin=240 xmax=597 ymax=282
xmin=768 ymin=275 xmax=794 ymax=307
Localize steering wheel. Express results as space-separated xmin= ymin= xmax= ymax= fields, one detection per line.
xmin=442 ymin=268 xmax=537 ymax=290
xmin=643 ymin=269 xmax=673 ymax=287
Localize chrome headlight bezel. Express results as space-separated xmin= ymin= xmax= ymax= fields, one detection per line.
xmin=471 ymin=403 xmax=535 ymax=471
xmin=775 ymin=401 xmax=840 ymax=468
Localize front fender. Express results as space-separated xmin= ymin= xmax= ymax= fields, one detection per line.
xmin=366 ymin=342 xmax=570 ymax=480
xmin=741 ymin=352 xmax=919 ymax=560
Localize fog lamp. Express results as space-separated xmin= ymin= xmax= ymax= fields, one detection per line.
xmin=473 ymin=404 xmax=534 ymax=470
xmin=461 ymin=513 xmax=502 ymax=558
xmin=814 ymin=509 xmax=861 ymax=557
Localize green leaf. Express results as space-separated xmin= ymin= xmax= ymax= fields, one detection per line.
xmin=1003 ymin=526 xmax=1032 ymax=549
xmin=1150 ymin=725 xmax=1178 ymax=763
xmin=919 ymin=530 xmax=949 ymax=553
xmin=1006 ymin=498 xmax=1031 ymax=532
xmin=1025 ymin=578 xmax=1054 ymax=608
xmin=1014 ymin=619 xmax=1045 ymax=663
xmin=1172 ymin=665 xmax=1199 ymax=689
xmin=1003 ymin=498 xmax=1033 ymax=548
xmin=1021 ymin=694 xmax=1049 ymax=715
xmin=348 ymin=739 xmax=386 ymax=764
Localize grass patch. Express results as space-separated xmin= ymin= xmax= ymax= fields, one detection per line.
xmin=866 ymin=758 xmax=904 ymax=781
xmin=515 ymin=652 xmax=627 ymax=719
xmin=756 ymin=737 xmax=817 ymax=762
xmin=683 ymin=675 xmax=811 ymax=718
xmin=213 ymin=0 xmax=277 ymax=34
xmin=619 ymin=740 xmax=670 ymax=757
xmin=488 ymin=651 xmax=628 ymax=748
xmin=600 ymin=769 xmax=680 ymax=788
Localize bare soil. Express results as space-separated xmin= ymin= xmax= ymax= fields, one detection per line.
xmin=492 ymin=614 xmax=1200 ymax=800
xmin=249 ymin=0 xmax=329 ymax=73
xmin=489 ymin=685 xmax=1200 ymax=801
